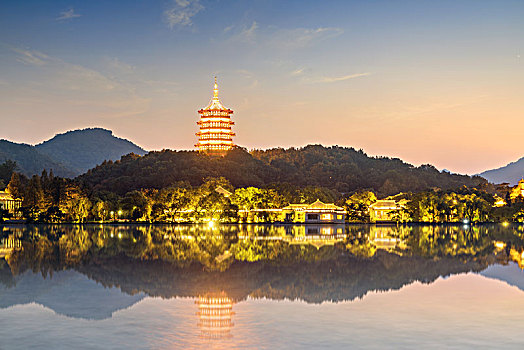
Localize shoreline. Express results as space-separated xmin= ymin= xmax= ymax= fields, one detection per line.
xmin=1 ymin=221 xmax=519 ymax=227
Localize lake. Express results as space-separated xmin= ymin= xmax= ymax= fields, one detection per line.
xmin=1 ymin=224 xmax=524 ymax=349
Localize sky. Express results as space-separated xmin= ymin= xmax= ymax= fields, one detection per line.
xmin=0 ymin=0 xmax=522 ymax=175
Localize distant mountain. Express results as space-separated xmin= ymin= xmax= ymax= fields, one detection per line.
xmin=480 ymin=157 xmax=524 ymax=185
xmin=0 ymin=269 xmax=145 ymax=320
xmin=480 ymin=263 xmax=524 ymax=291
xmin=0 ymin=128 xmax=146 ymax=178
xmin=36 ymin=128 xmax=146 ymax=175
xmin=0 ymin=140 xmax=76 ymax=178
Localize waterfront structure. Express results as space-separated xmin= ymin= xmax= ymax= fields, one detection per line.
xmin=281 ymin=200 xmax=346 ymax=224
xmin=196 ymin=292 xmax=234 ymax=339
xmin=369 ymin=199 xmax=407 ymax=223
xmin=0 ymin=190 xmax=22 ymax=215
xmin=215 ymin=186 xmax=232 ymax=197
xmin=510 ymin=179 xmax=524 ymax=201
xmin=493 ymin=194 xmax=507 ymax=207
xmin=195 ymin=78 xmax=235 ymax=154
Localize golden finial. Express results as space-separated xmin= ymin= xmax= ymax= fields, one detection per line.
xmin=213 ymin=76 xmax=219 ymax=99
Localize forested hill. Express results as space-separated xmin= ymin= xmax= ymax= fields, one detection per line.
xmin=36 ymin=128 xmax=146 ymax=175
xmin=0 ymin=140 xmax=76 ymax=178
xmin=78 ymin=145 xmax=486 ymax=196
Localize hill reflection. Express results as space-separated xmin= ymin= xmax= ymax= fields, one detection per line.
xmin=1 ymin=224 xmax=523 ymax=315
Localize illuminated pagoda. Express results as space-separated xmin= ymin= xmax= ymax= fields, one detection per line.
xmin=196 ymin=292 xmax=235 ymax=339
xmin=195 ymin=77 xmax=235 ymax=154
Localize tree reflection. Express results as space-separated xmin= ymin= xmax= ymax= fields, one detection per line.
xmin=2 ymin=224 xmax=524 ymax=304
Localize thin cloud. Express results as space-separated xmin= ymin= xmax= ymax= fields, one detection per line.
xmin=105 ymin=57 xmax=136 ymax=74
xmin=228 ymin=24 xmax=342 ymax=50
xmin=234 ymin=21 xmax=258 ymax=42
xmin=164 ymin=0 xmax=204 ymax=29
xmin=8 ymin=47 xmax=151 ymax=119
xmin=237 ymin=69 xmax=254 ymax=78
xmin=12 ymin=48 xmax=51 ymax=66
xmin=318 ymin=72 xmax=371 ymax=83
xmin=57 ymin=8 xmax=81 ymax=21
xmin=291 ymin=68 xmax=306 ymax=76
xmin=269 ymin=27 xmax=343 ymax=49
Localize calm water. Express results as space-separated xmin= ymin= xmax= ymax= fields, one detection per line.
xmin=1 ymin=224 xmax=524 ymax=349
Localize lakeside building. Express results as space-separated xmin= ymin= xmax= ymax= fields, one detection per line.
xmin=0 ymin=190 xmax=22 ymax=215
xmin=281 ymin=200 xmax=346 ymax=224
xmin=195 ymin=78 xmax=235 ymax=155
xmin=235 ymin=200 xmax=346 ymax=224
xmin=215 ymin=186 xmax=232 ymax=197
xmin=510 ymin=179 xmax=524 ymax=201
xmin=369 ymin=199 xmax=408 ymax=223
xmin=493 ymin=194 xmax=507 ymax=207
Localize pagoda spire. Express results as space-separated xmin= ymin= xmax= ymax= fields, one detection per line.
xmin=213 ymin=76 xmax=219 ymax=100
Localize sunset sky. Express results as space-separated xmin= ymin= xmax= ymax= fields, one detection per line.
xmin=0 ymin=0 xmax=522 ymax=174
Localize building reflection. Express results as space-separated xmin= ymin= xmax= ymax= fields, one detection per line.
xmin=368 ymin=226 xmax=408 ymax=251
xmin=0 ymin=234 xmax=22 ymax=259
xmin=237 ymin=224 xmax=347 ymax=250
xmin=509 ymin=248 xmax=524 ymax=269
xmin=196 ymin=292 xmax=234 ymax=339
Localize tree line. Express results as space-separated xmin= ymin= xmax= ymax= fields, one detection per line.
xmin=77 ymin=145 xmax=486 ymax=197
xmin=1 ymin=147 xmax=522 ymax=223
xmin=2 ymin=167 xmax=524 ymax=223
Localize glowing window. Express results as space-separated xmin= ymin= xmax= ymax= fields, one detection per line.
xmin=321 ymin=214 xmax=332 ymax=220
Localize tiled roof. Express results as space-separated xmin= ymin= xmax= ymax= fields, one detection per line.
xmin=0 ymin=190 xmax=15 ymax=200
xmin=306 ymin=199 xmax=344 ymax=211
xmin=369 ymin=200 xmax=401 ymax=209
xmin=283 ymin=199 xmax=344 ymax=211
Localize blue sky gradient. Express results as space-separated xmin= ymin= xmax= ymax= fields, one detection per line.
xmin=0 ymin=0 xmax=522 ymax=173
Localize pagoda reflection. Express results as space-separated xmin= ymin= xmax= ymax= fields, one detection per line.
xmin=196 ymin=292 xmax=234 ymax=339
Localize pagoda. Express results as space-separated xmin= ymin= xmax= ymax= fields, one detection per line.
xmin=195 ymin=78 xmax=235 ymax=154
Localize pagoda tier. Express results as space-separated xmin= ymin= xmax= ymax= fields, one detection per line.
xmin=195 ymin=78 xmax=236 ymax=154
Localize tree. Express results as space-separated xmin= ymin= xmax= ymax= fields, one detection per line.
xmin=7 ymin=172 xmax=24 ymax=199
xmin=345 ymin=191 xmax=376 ymax=222
xmin=60 ymin=184 xmax=91 ymax=222
xmin=23 ymin=175 xmax=45 ymax=220
xmin=0 ymin=205 xmax=10 ymax=222
xmin=92 ymin=200 xmax=110 ymax=222
xmin=0 ymin=160 xmax=17 ymax=184
xmin=66 ymin=195 xmax=91 ymax=222
xmin=120 ymin=190 xmax=150 ymax=221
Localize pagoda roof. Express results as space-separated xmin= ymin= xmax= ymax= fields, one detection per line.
xmin=200 ymin=78 xmax=233 ymax=112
